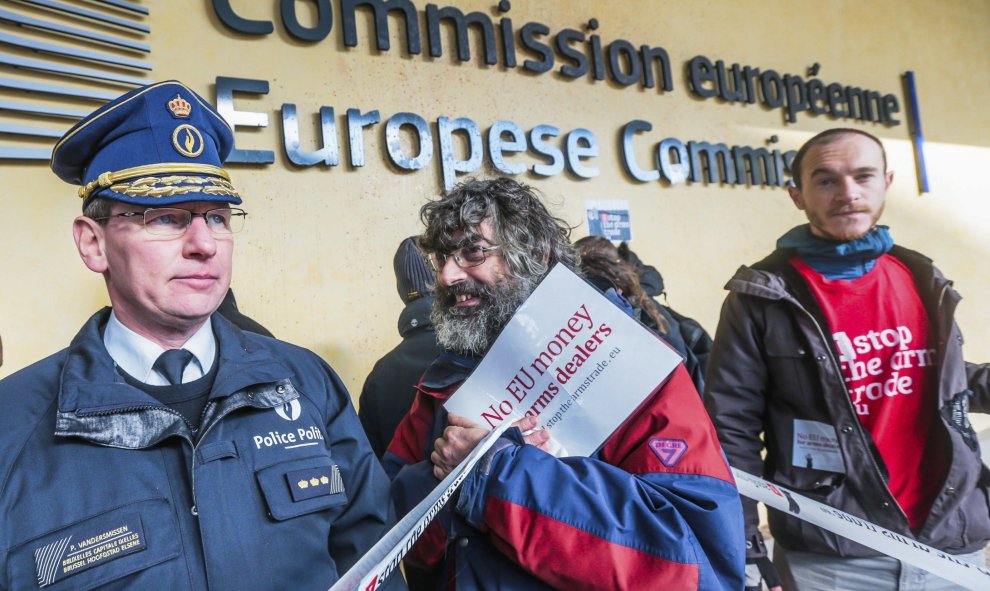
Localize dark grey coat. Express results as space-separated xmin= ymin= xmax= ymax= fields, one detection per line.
xmin=704 ymin=245 xmax=990 ymax=558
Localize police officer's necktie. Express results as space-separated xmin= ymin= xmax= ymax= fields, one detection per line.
xmin=153 ymin=349 xmax=194 ymax=385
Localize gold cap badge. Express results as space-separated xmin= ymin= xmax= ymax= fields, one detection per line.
xmin=172 ymin=124 xmax=204 ymax=158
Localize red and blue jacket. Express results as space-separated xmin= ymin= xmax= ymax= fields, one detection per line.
xmin=384 ymin=352 xmax=744 ymax=590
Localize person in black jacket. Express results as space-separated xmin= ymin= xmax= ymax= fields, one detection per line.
xmin=358 ymin=237 xmax=442 ymax=460
xmin=216 ymin=288 xmax=273 ymax=337
xmin=359 ymin=237 xmax=443 ymax=591
xmin=617 ymin=241 xmax=714 ymax=377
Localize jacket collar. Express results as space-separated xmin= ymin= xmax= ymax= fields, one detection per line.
xmin=725 ymin=245 xmax=957 ymax=310
xmin=397 ymin=296 xmax=435 ymax=338
xmin=724 ymin=264 xmax=796 ymax=303
xmin=417 ymin=350 xmax=478 ymax=399
xmin=57 ymin=308 xmax=293 ymax=416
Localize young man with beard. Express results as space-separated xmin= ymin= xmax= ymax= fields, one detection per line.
xmin=384 ymin=178 xmax=744 ymax=590
xmin=704 ymin=128 xmax=990 ymax=590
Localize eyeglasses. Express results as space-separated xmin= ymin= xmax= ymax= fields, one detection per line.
xmin=434 ymin=244 xmax=501 ymax=269
xmin=97 ymin=207 xmax=247 ymax=237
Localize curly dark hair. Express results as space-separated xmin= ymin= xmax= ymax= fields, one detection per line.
xmin=573 ymin=235 xmax=618 ymax=261
xmin=576 ymin=245 xmax=667 ymax=334
xmin=419 ymin=177 xmax=578 ymax=278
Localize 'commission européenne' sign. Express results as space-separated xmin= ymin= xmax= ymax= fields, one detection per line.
xmin=209 ymin=0 xmax=907 ymax=189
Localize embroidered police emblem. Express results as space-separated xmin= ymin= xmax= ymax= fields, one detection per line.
xmin=171 ymin=124 xmax=204 ymax=158
xmin=275 ymin=399 xmax=302 ymax=421
xmin=167 ymin=93 xmax=192 ymax=118
xmin=649 ymin=438 xmax=688 ymax=467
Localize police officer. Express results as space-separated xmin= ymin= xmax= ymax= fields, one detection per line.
xmin=0 ymin=81 xmax=403 ymax=590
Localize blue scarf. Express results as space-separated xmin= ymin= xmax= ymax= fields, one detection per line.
xmin=777 ymin=224 xmax=894 ymax=280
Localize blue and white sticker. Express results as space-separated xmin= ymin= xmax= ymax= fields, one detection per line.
xmin=585 ymin=199 xmax=632 ymax=241
xmin=33 ymin=512 xmax=147 ymax=587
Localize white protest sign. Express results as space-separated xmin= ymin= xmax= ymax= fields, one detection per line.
xmin=734 ymin=469 xmax=990 ymax=590
xmin=444 ymin=264 xmax=682 ymax=457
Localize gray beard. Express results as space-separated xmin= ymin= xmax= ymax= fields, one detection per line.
xmin=432 ymin=274 xmax=540 ymax=357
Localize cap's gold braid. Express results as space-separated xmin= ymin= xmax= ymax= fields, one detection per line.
xmin=78 ymin=163 xmax=235 ymax=200
xmin=123 ymin=175 xmax=232 ymax=189
xmin=108 ymin=176 xmax=239 ymax=198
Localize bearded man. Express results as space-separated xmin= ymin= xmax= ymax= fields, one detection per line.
xmin=383 ymin=178 xmax=744 ymax=590
xmin=704 ymin=128 xmax=990 ymax=591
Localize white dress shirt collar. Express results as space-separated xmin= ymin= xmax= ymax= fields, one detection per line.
xmin=103 ymin=311 xmax=216 ymax=385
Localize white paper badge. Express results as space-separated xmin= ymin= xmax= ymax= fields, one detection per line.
xmin=792 ymin=419 xmax=846 ymax=473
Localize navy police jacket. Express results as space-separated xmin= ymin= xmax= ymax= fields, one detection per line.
xmin=0 ymin=309 xmax=402 ymax=591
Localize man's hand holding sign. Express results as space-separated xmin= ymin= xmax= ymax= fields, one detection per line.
xmin=432 ymin=414 xmax=549 ymax=480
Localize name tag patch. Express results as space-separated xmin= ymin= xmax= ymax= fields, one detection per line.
xmin=286 ymin=464 xmax=344 ymax=501
xmin=33 ymin=512 xmax=147 ymax=587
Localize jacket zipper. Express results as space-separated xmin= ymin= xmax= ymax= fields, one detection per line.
xmin=788 ymin=299 xmax=911 ymax=524
xmin=919 ymin=282 xmax=954 ymax=538
xmin=81 ymin=401 xmax=242 ymax=517
xmin=934 ymin=282 xmax=951 ymax=371
xmin=79 ymin=405 xmax=194 ymax=432
xmin=187 ymin=397 xmax=255 ymax=516
xmin=78 ymin=405 xmax=202 ymax=514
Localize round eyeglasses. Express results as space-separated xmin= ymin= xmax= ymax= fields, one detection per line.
xmin=434 ymin=244 xmax=501 ymax=269
xmin=96 ymin=207 xmax=247 ymax=237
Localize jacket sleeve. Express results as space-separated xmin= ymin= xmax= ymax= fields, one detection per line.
xmin=966 ymin=361 xmax=990 ymax=413
xmin=357 ymin=363 xmax=388 ymax=459
xmin=702 ymin=291 xmax=770 ymax=555
xmin=382 ymin=391 xmax=449 ymax=569
xmin=316 ymin=363 xmax=406 ymax=590
xmin=455 ymin=365 xmax=745 ymax=590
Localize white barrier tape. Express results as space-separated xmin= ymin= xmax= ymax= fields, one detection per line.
xmin=329 ymin=422 xmax=513 ymax=591
xmin=733 ymin=468 xmax=990 ymax=590
xmin=329 ymin=446 xmax=989 ymax=590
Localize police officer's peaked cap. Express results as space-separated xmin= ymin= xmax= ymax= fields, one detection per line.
xmin=51 ymin=80 xmax=241 ymax=209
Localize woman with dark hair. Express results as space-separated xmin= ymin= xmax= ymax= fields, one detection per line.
xmin=574 ymin=235 xmax=708 ymax=392
xmin=577 ymin=249 xmax=668 ymax=334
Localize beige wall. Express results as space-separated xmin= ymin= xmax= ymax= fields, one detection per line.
xmin=3 ymin=1 xmax=990 ymax=422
